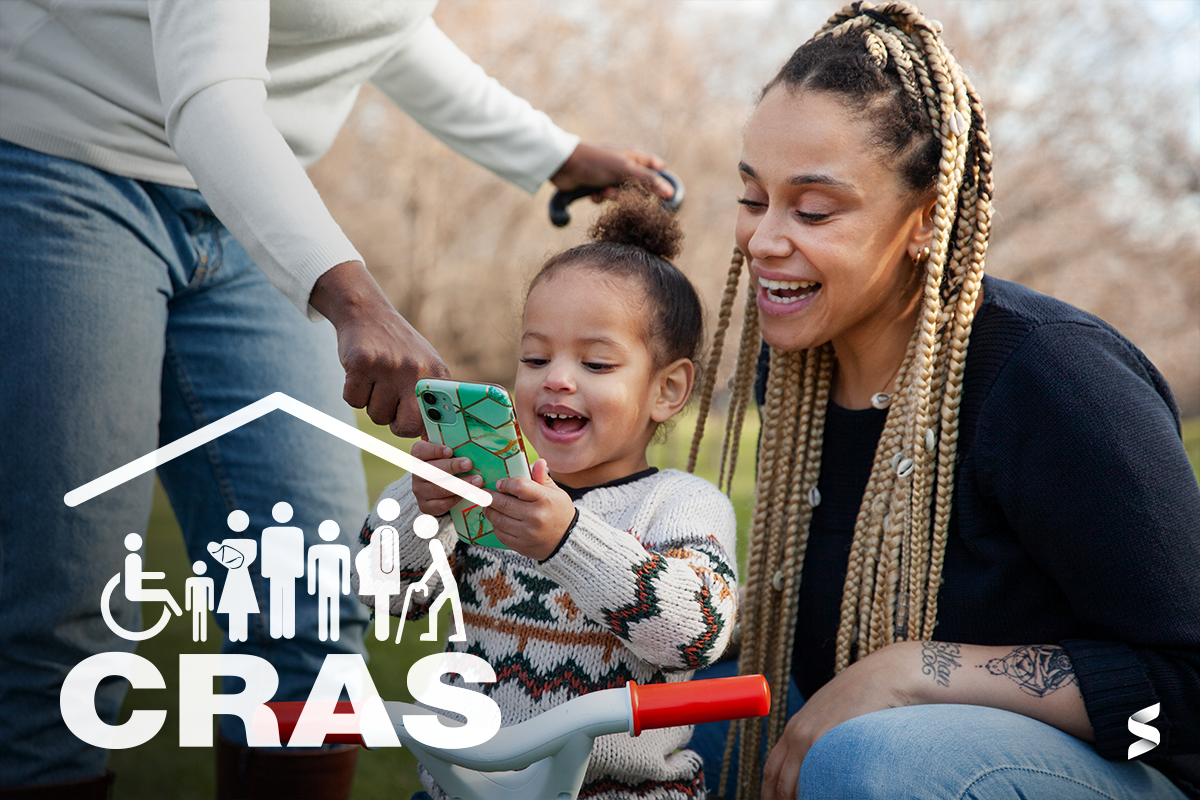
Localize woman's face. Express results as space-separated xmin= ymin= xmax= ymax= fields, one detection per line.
xmin=736 ymin=86 xmax=934 ymax=355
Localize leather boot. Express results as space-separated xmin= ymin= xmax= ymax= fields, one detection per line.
xmin=0 ymin=771 xmax=114 ymax=800
xmin=215 ymin=735 xmax=358 ymax=800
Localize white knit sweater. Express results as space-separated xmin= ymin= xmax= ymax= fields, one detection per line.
xmin=0 ymin=0 xmax=578 ymax=316
xmin=355 ymin=469 xmax=739 ymax=800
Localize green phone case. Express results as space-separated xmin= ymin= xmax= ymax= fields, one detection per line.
xmin=415 ymin=379 xmax=530 ymax=549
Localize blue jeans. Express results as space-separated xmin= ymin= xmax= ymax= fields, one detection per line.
xmin=0 ymin=141 xmax=370 ymax=785
xmin=689 ymin=662 xmax=1186 ymax=799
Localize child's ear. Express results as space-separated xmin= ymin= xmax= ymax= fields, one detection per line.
xmin=651 ymin=358 xmax=694 ymax=423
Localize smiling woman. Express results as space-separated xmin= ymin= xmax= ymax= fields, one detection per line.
xmin=685 ymin=3 xmax=1200 ymax=800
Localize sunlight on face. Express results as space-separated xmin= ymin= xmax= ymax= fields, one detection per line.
xmin=516 ymin=268 xmax=664 ymax=488
xmin=736 ymin=87 xmax=932 ymax=359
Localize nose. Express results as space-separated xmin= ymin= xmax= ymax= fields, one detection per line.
xmin=543 ymin=360 xmax=576 ymax=393
xmin=744 ymin=206 xmax=794 ymax=261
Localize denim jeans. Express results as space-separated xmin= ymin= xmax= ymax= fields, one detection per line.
xmin=0 ymin=141 xmax=370 ymax=785
xmin=689 ymin=662 xmax=1186 ymax=799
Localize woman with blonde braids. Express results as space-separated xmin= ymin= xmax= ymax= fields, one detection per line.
xmin=687 ymin=3 xmax=1200 ymax=799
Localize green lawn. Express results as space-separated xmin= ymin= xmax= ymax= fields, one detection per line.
xmin=107 ymin=410 xmax=1197 ymax=798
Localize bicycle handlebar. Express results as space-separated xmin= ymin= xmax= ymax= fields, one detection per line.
xmin=267 ymin=674 xmax=768 ymax=749
xmin=628 ymin=675 xmax=769 ymax=735
xmin=266 ymin=675 xmax=767 ymax=800
xmin=548 ymin=168 xmax=685 ymax=227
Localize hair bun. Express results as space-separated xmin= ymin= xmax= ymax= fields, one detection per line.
xmin=588 ymin=184 xmax=682 ymax=260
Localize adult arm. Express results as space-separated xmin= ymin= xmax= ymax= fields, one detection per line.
xmin=370 ymin=17 xmax=672 ymax=197
xmin=148 ymin=1 xmax=446 ymax=434
xmin=535 ymin=474 xmax=740 ymax=672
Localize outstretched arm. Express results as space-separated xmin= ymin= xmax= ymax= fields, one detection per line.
xmin=760 ymin=641 xmax=1091 ymax=800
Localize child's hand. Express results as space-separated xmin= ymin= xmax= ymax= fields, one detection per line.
xmin=410 ymin=440 xmax=484 ymax=517
xmin=484 ymin=459 xmax=577 ymax=561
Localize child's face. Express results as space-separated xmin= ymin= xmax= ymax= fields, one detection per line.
xmin=516 ymin=268 xmax=680 ymax=489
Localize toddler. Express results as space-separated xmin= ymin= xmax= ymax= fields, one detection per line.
xmin=355 ymin=189 xmax=738 ymax=800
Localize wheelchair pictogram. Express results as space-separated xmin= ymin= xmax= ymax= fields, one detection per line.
xmin=101 ymin=533 xmax=183 ymax=641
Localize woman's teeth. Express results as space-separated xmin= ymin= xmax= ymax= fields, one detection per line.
xmin=760 ymin=277 xmax=819 ymax=304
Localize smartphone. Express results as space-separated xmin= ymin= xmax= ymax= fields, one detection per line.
xmin=415 ymin=379 xmax=531 ymax=549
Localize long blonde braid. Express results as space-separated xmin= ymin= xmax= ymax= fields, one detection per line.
xmin=686 ymin=4 xmax=994 ymax=797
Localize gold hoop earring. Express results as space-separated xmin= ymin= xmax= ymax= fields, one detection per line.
xmin=915 ymin=245 xmax=931 ymax=265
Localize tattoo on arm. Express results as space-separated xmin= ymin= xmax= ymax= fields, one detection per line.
xmin=920 ymin=641 xmax=963 ymax=687
xmin=980 ymin=645 xmax=1079 ymax=698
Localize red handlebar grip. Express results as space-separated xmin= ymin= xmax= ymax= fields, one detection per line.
xmin=266 ymin=701 xmax=364 ymax=746
xmin=627 ymin=675 xmax=770 ymax=735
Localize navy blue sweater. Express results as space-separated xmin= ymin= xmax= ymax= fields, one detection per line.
xmin=757 ymin=276 xmax=1200 ymax=794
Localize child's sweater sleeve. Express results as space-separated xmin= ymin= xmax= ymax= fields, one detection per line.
xmin=352 ymin=474 xmax=460 ymax=621
xmin=535 ymin=472 xmax=739 ymax=672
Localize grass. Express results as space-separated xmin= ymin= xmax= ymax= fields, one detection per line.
xmin=106 ymin=406 xmax=757 ymax=799
xmin=106 ymin=409 xmax=1196 ymax=798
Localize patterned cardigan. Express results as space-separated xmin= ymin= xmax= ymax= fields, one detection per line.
xmin=354 ymin=468 xmax=738 ymax=800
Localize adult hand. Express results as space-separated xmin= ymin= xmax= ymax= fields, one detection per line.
xmin=483 ymin=459 xmax=577 ymax=561
xmin=309 ymin=261 xmax=449 ymax=437
xmin=550 ymin=143 xmax=673 ymax=200
xmin=410 ymin=440 xmax=484 ymax=517
xmin=760 ymin=643 xmax=915 ymax=800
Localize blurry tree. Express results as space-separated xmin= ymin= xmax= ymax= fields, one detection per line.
xmin=309 ymin=0 xmax=1199 ymax=413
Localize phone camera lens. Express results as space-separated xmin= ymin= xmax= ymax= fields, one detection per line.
xmin=426 ymin=408 xmax=442 ymax=422
xmin=422 ymin=392 xmax=438 ymax=405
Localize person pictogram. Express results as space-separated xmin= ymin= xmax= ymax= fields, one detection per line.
xmin=209 ymin=509 xmax=259 ymax=643
xmin=308 ymin=520 xmax=350 ymax=642
xmin=397 ymin=514 xmax=465 ymax=644
xmin=355 ymin=498 xmax=404 ymax=641
xmin=100 ymin=532 xmax=184 ymax=641
xmin=261 ymin=501 xmax=305 ymax=639
xmin=185 ymin=560 xmax=215 ymax=642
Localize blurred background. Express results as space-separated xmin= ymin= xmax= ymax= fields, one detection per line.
xmin=110 ymin=1 xmax=1199 ymax=797
xmin=312 ymin=0 xmax=1200 ymax=415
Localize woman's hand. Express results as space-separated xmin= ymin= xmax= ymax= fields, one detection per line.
xmin=409 ymin=440 xmax=484 ymax=517
xmin=760 ymin=641 xmax=1094 ymax=800
xmin=550 ymin=143 xmax=673 ymax=199
xmin=483 ymin=459 xmax=577 ymax=561
xmin=309 ymin=260 xmax=449 ymax=437
xmin=761 ymin=644 xmax=915 ymax=800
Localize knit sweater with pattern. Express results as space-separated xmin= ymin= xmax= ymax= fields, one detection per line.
xmin=354 ymin=468 xmax=739 ymax=800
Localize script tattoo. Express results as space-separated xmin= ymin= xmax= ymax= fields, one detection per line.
xmin=982 ymin=645 xmax=1079 ymax=698
xmin=920 ymin=641 xmax=963 ymax=687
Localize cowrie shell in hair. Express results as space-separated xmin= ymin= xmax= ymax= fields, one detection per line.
xmin=772 ymin=569 xmax=785 ymax=591
xmin=925 ymin=428 xmax=936 ymax=452
xmin=871 ymin=392 xmax=891 ymax=409
xmin=808 ymin=487 xmax=822 ymax=508
xmin=897 ymin=457 xmax=915 ymax=477
xmin=892 ymin=452 xmax=904 ymax=471
xmin=949 ymin=111 xmax=968 ymax=137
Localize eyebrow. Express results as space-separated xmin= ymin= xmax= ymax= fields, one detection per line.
xmin=738 ymin=161 xmax=854 ymax=192
xmin=521 ymin=331 xmax=628 ymax=351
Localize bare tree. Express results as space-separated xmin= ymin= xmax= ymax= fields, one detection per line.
xmin=310 ymin=0 xmax=1199 ymax=412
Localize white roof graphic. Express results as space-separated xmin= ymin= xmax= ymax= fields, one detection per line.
xmin=64 ymin=392 xmax=490 ymax=508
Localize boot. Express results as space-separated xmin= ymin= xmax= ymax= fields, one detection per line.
xmin=215 ymin=735 xmax=358 ymax=800
xmin=0 ymin=771 xmax=114 ymax=800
